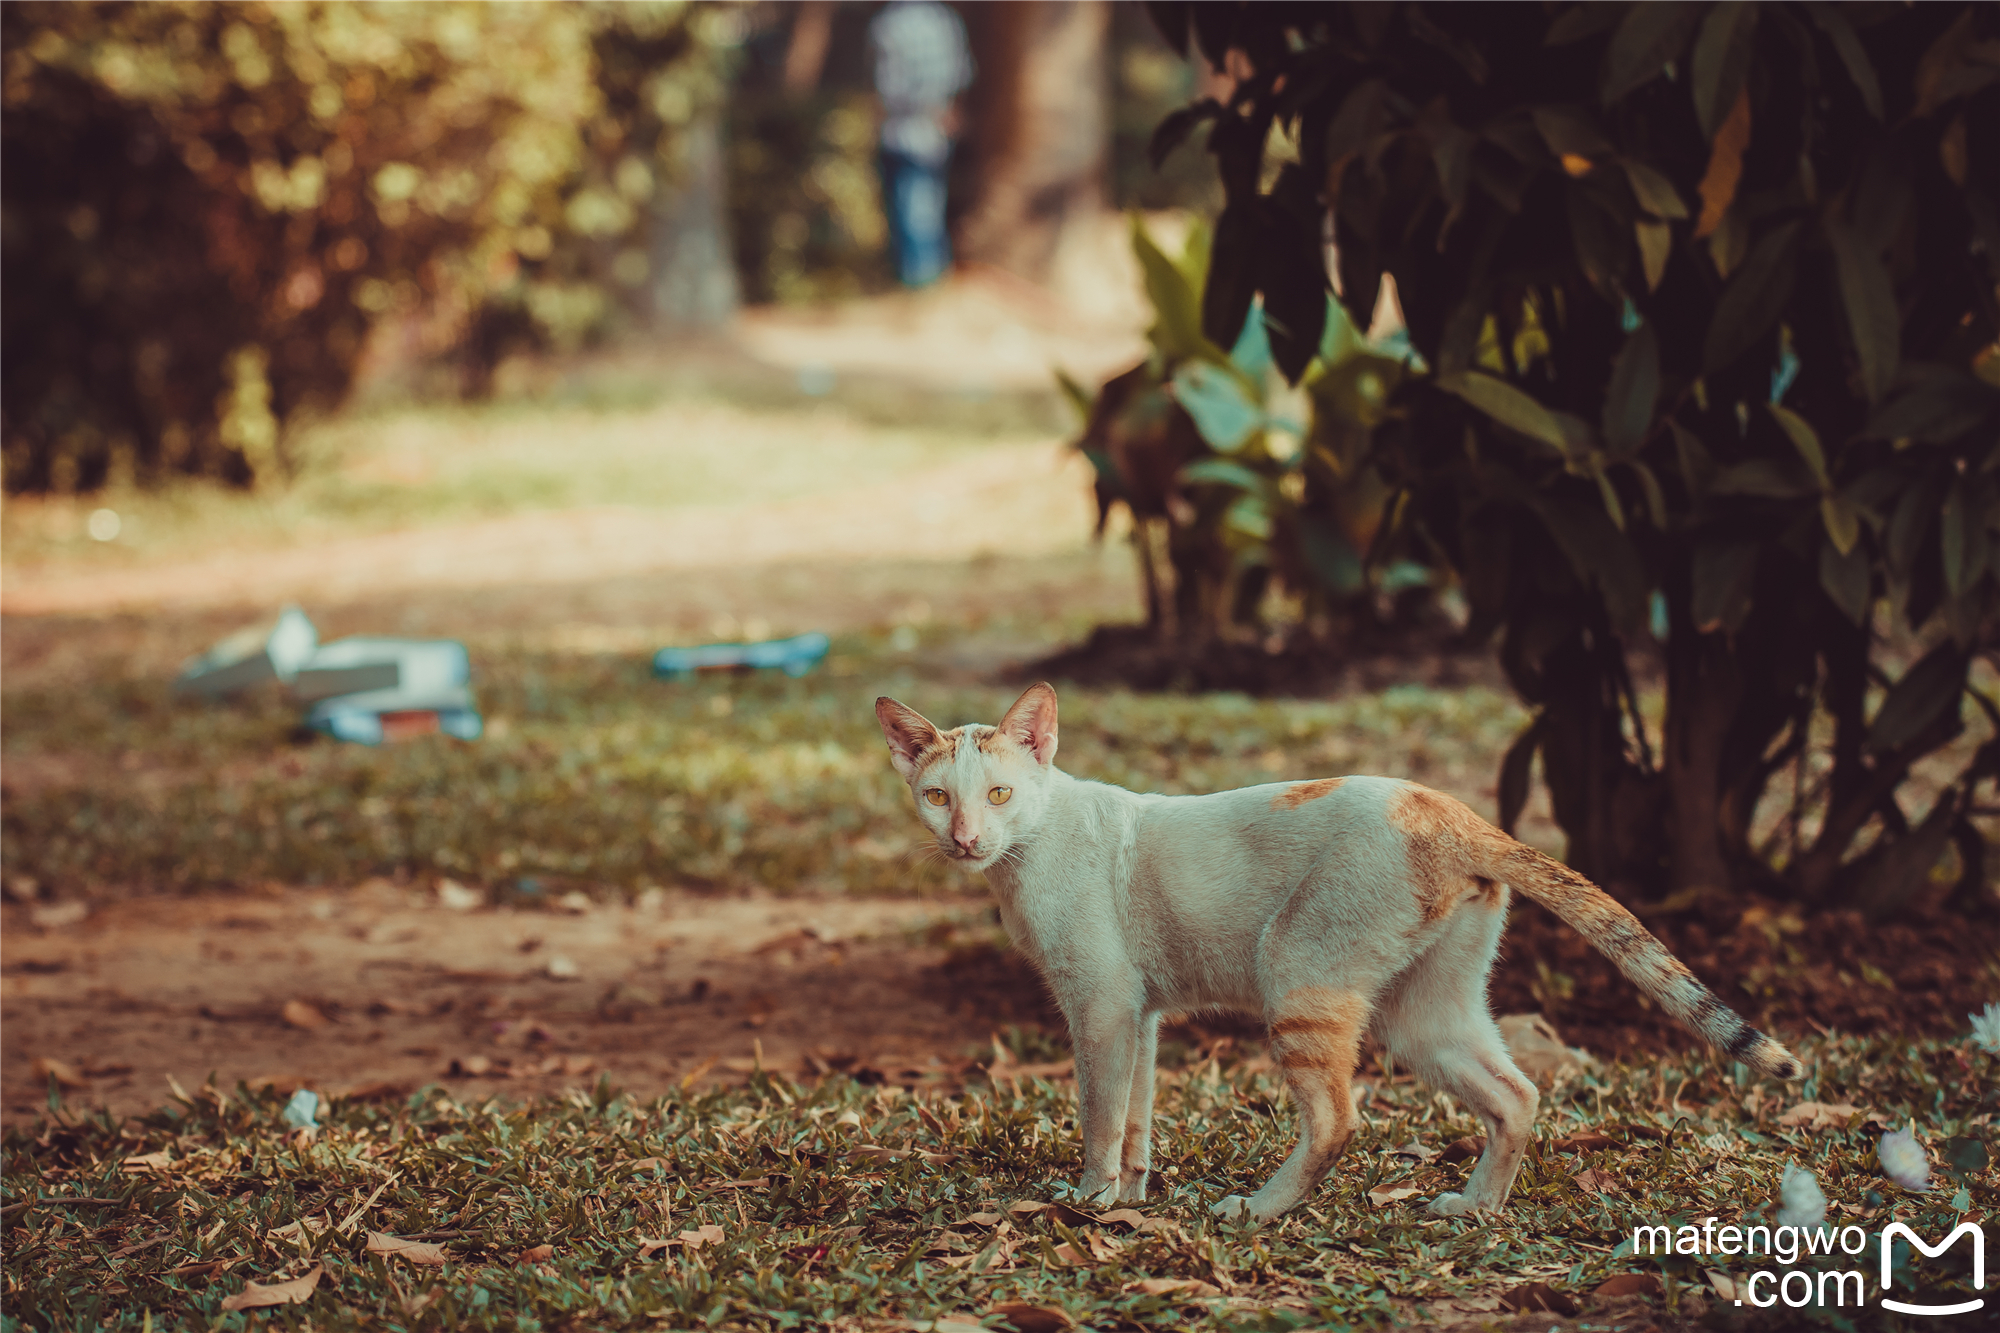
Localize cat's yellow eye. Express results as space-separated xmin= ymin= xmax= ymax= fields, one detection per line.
xmin=924 ymin=788 xmax=949 ymax=807
xmin=988 ymin=786 xmax=1012 ymax=806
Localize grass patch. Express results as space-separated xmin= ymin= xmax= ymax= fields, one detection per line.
xmin=1 ymin=632 xmax=1534 ymax=898
xmin=4 ymin=1034 xmax=1991 ymax=1329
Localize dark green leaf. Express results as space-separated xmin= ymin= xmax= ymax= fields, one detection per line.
xmin=1692 ymin=538 xmax=1758 ymax=633
xmin=1568 ymin=182 xmax=1631 ymax=293
xmin=1941 ymin=478 xmax=1973 ymax=598
xmin=1767 ymin=404 xmax=1828 ymax=487
xmin=1702 ymin=220 xmax=1800 ymax=376
xmin=1820 ymin=535 xmax=1870 ymax=625
xmin=1131 ymin=216 xmax=1211 ymax=363
xmin=1323 ymin=78 xmax=1389 ymax=168
xmin=1179 ymin=456 xmax=1267 ymax=493
xmin=1603 ymin=323 xmax=1660 ymax=456
xmin=1602 ymin=1 xmax=1703 ymax=105
xmin=1297 ymin=514 xmax=1365 ymax=595
xmin=1636 ymin=218 xmax=1672 ymax=291
xmin=1862 ymin=371 xmax=2000 ymax=444
xmin=1692 ymin=2 xmax=1759 ymax=141
xmin=1866 ymin=644 xmax=1967 ymax=753
xmin=1440 ymin=372 xmax=1570 ymax=454
xmin=1709 ymin=457 xmax=1818 ymax=498
xmin=1531 ymin=105 xmax=1613 ymax=160
xmin=1887 ymin=466 xmax=1948 ymax=576
xmin=1547 ymin=1 xmax=1628 ymax=46
xmin=1670 ymin=421 xmax=1717 ymax=496
xmin=1147 ymin=98 xmax=1221 ymax=169
xmin=1427 ymin=118 xmax=1477 ymax=216
xmin=1203 ymin=203 xmax=1258 ymax=355
xmin=1171 ymin=363 xmax=1263 ymax=452
xmin=1498 ymin=716 xmax=1544 ymax=834
xmin=1627 ymin=457 xmax=1669 ymax=529
xmin=1821 ymin=494 xmax=1861 ymax=556
xmin=1824 ymin=217 xmax=1900 ymax=405
xmin=1805 ymin=1 xmax=1883 ymax=120
xmin=1622 ymin=160 xmax=1689 ymax=220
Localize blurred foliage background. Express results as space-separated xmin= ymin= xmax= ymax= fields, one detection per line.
xmin=1 ymin=1 xmax=741 ymax=493
xmin=1 ymin=0 xmax=1214 ymax=494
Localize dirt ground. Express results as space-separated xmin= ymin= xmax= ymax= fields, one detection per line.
xmin=1 ymin=883 xmax=1021 ymax=1124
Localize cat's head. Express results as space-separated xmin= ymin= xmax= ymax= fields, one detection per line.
xmin=873 ymin=682 xmax=1059 ymax=872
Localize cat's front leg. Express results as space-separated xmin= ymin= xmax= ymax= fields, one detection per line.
xmin=1117 ymin=1012 xmax=1161 ymax=1203
xmin=1069 ymin=1000 xmax=1143 ymax=1207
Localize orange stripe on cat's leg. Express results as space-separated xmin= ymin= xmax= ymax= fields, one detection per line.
xmin=1243 ymin=987 xmax=1366 ymax=1220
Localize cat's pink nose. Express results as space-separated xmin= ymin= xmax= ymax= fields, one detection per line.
xmin=953 ymin=830 xmax=980 ymax=854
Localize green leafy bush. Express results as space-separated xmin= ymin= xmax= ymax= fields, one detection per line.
xmin=1146 ymin=1 xmax=1999 ymax=910
xmin=1070 ymin=216 xmax=1422 ymax=647
xmin=0 ymin=1 xmax=731 ymax=492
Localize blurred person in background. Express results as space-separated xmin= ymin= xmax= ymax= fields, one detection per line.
xmin=869 ymin=0 xmax=972 ymax=288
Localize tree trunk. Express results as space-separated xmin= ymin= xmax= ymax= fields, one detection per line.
xmin=956 ymin=0 xmax=1109 ymax=284
xmin=1664 ymin=629 xmax=1741 ymax=895
xmin=647 ymin=110 xmax=739 ymax=329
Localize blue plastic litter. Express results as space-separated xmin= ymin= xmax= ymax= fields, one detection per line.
xmin=653 ymin=631 xmax=830 ymax=680
xmin=300 ymin=637 xmax=481 ymax=744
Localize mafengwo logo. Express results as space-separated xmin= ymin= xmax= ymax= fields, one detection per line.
xmin=1881 ymin=1222 xmax=1985 ymax=1318
xmin=1629 ymin=1218 xmax=1986 ymax=1316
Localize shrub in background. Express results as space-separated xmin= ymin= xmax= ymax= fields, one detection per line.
xmin=1070 ymin=216 xmax=1423 ymax=649
xmin=0 ymin=0 xmax=732 ymax=493
xmin=1147 ymin=1 xmax=1999 ymax=910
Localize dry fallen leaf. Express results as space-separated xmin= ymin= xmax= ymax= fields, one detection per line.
xmin=219 ymin=1265 xmax=322 ymax=1312
xmin=1367 ymin=1184 xmax=1420 ymax=1207
xmin=120 ymin=1150 xmax=171 ymax=1173
xmin=1497 ymin=1013 xmax=1595 ymax=1085
xmin=627 ymin=1156 xmax=667 ymax=1173
xmin=365 ymin=1232 xmax=448 ymax=1266
xmin=1128 ymin=1276 xmax=1220 ymax=1298
xmin=30 ymin=1057 xmax=87 ymax=1089
xmin=1705 ymin=1269 xmax=1738 ymax=1302
xmin=1440 ymin=1135 xmax=1487 ymax=1163
xmin=1551 ymin=1131 xmax=1618 ymax=1153
xmin=1094 ymin=1208 xmax=1149 ymax=1229
xmin=1006 ymin=1200 xmax=1051 ymax=1218
xmin=1593 ymin=1272 xmax=1663 ymax=1298
xmin=517 ymin=1244 xmax=554 ymax=1264
xmin=1778 ymin=1101 xmax=1865 ymax=1132
xmin=1050 ymin=1241 xmax=1085 ymax=1265
xmin=961 ymin=1211 xmax=1004 ymax=1227
xmin=282 ymin=1000 xmax=329 ymax=1032
xmin=679 ymin=1224 xmax=725 ymax=1253
xmin=987 ymin=1302 xmax=1075 ymax=1333
xmin=636 ymin=1237 xmax=675 ymax=1260
xmin=1500 ymin=1281 xmax=1579 ymax=1315
xmin=1571 ymin=1168 xmax=1618 ymax=1194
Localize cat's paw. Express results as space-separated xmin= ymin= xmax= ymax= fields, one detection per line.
xmin=1426 ymin=1191 xmax=1479 ymax=1217
xmin=1210 ymin=1194 xmax=1256 ymax=1221
xmin=1116 ymin=1172 xmax=1149 ymax=1204
xmin=1068 ymin=1176 xmax=1121 ymax=1207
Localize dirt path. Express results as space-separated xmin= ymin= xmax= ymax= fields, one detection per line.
xmin=2 ymin=886 xmax=1017 ymax=1126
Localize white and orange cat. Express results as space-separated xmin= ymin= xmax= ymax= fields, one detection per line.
xmin=876 ymin=682 xmax=1799 ymax=1222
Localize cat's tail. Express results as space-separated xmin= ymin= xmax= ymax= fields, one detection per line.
xmin=1484 ymin=840 xmax=1802 ymax=1081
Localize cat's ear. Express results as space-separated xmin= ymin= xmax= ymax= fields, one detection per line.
xmin=875 ymin=697 xmax=942 ymax=780
xmin=997 ymin=681 xmax=1059 ymax=766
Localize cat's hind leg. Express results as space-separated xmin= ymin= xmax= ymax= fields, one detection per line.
xmin=1213 ymin=987 xmax=1366 ymax=1223
xmin=1372 ymin=905 xmax=1539 ymax=1216
xmin=1116 ymin=1013 xmax=1161 ymax=1203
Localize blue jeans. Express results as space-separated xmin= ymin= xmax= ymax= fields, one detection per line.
xmin=880 ymin=148 xmax=950 ymax=287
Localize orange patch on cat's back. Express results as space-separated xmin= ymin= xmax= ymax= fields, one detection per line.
xmin=1271 ymin=777 xmax=1345 ymax=811
xmin=1387 ymin=784 xmax=1509 ymax=922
